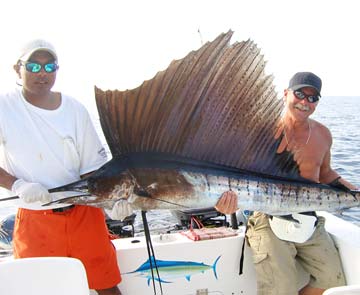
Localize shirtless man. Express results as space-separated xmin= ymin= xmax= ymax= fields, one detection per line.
xmin=216 ymin=72 xmax=357 ymax=295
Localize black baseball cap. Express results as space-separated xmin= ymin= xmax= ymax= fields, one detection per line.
xmin=288 ymin=72 xmax=322 ymax=96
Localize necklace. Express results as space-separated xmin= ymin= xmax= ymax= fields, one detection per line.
xmin=283 ymin=120 xmax=312 ymax=146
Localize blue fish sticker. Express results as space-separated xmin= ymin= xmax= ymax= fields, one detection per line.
xmin=124 ymin=255 xmax=221 ymax=285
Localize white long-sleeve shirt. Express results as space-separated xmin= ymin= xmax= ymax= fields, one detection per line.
xmin=0 ymin=88 xmax=107 ymax=209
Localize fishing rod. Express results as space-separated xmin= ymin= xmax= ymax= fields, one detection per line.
xmin=0 ymin=185 xmax=90 ymax=203
xmin=0 ymin=196 xmax=18 ymax=202
xmin=0 ymin=193 xmax=92 ymax=203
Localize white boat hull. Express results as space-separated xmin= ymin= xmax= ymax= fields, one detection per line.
xmin=110 ymin=212 xmax=360 ymax=295
xmin=1 ymin=211 xmax=359 ymax=294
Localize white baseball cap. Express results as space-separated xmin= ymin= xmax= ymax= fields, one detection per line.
xmin=18 ymin=39 xmax=58 ymax=62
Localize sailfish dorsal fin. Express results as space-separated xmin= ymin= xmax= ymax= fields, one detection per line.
xmin=95 ymin=31 xmax=301 ymax=180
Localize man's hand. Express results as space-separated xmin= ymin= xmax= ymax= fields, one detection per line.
xmin=12 ymin=179 xmax=51 ymax=203
xmin=214 ymin=191 xmax=238 ymax=214
xmin=106 ymin=200 xmax=134 ymax=221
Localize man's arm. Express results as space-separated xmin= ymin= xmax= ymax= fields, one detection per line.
xmin=319 ymin=149 xmax=357 ymax=190
xmin=0 ymin=167 xmax=17 ymax=190
xmin=0 ymin=167 xmax=51 ymax=203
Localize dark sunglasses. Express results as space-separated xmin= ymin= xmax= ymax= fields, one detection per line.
xmin=292 ymin=90 xmax=320 ymax=103
xmin=21 ymin=61 xmax=58 ymax=73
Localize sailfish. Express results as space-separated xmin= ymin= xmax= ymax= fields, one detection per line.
xmin=36 ymin=31 xmax=359 ymax=214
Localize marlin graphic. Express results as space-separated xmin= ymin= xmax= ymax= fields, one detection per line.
xmin=124 ymin=255 xmax=221 ymax=285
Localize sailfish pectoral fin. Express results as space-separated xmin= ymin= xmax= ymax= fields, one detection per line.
xmin=132 ymin=181 xmax=189 ymax=209
xmin=133 ymin=185 xmax=152 ymax=197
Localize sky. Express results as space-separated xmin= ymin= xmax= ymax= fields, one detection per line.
xmin=1 ymin=0 xmax=359 ymax=112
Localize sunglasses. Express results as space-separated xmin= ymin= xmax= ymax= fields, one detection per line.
xmin=292 ymin=90 xmax=320 ymax=103
xmin=21 ymin=62 xmax=58 ymax=73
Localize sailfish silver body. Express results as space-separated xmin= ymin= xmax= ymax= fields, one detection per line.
xmin=52 ymin=157 xmax=359 ymax=215
xmin=170 ymin=172 xmax=359 ymax=214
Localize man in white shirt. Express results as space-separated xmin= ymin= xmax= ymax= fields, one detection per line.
xmin=0 ymin=39 xmax=122 ymax=295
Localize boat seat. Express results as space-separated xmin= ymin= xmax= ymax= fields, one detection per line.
xmin=0 ymin=257 xmax=90 ymax=295
xmin=323 ymin=285 xmax=360 ymax=295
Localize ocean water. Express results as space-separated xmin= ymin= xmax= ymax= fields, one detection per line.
xmin=312 ymin=96 xmax=360 ymax=225
xmin=0 ymin=96 xmax=359 ymax=230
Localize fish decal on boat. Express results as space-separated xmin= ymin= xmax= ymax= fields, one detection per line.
xmin=123 ymin=255 xmax=221 ymax=285
xmin=3 ymin=31 xmax=359 ymax=214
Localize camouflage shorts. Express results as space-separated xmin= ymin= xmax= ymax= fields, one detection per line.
xmin=246 ymin=212 xmax=345 ymax=295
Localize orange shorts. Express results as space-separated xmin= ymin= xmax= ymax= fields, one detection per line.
xmin=13 ymin=205 xmax=121 ymax=290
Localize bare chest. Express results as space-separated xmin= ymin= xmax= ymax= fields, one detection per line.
xmin=289 ymin=138 xmax=328 ymax=181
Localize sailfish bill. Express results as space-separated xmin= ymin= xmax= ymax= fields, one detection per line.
xmin=18 ymin=30 xmax=360 ymax=214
